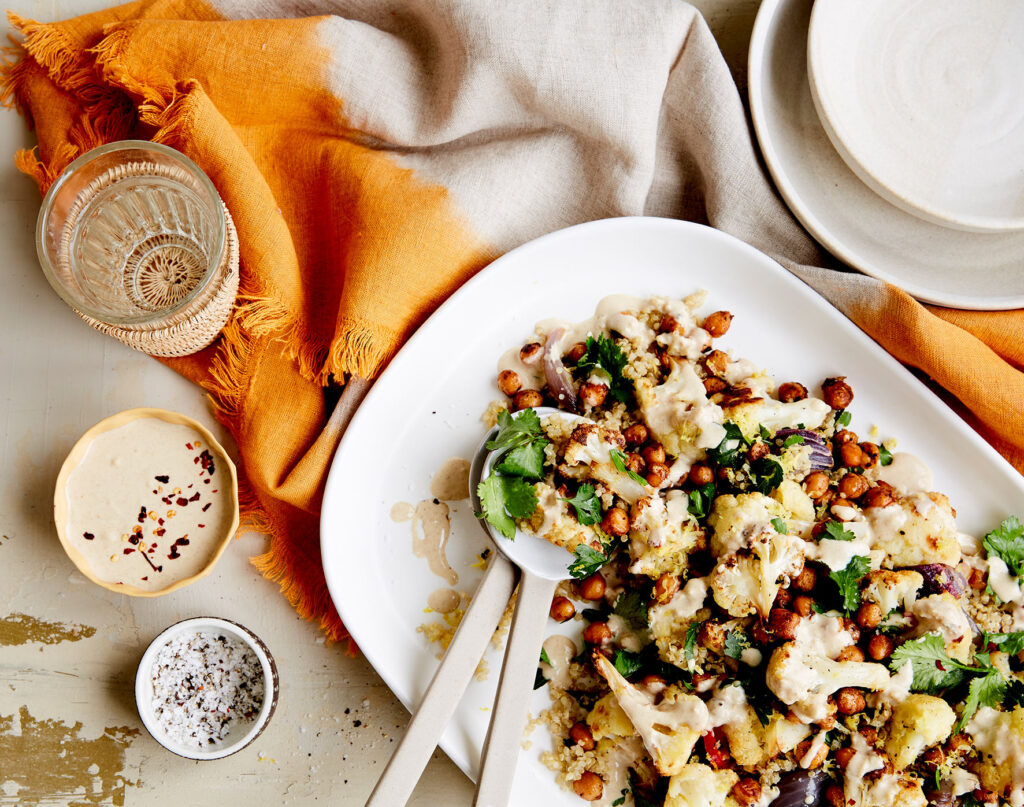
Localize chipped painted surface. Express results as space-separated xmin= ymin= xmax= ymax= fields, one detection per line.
xmin=0 ymin=613 xmax=96 ymax=646
xmin=0 ymin=707 xmax=137 ymax=806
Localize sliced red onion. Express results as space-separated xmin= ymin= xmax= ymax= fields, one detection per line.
xmin=912 ymin=564 xmax=968 ymax=598
xmin=771 ymin=770 xmax=827 ymax=807
xmin=775 ymin=428 xmax=833 ymax=470
xmin=543 ymin=328 xmax=577 ymax=412
xmin=922 ymin=780 xmax=954 ymax=807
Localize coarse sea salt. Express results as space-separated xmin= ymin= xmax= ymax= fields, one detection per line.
xmin=151 ymin=631 xmax=264 ymax=749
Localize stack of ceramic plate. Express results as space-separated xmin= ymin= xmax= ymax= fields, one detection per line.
xmin=748 ymin=0 xmax=1024 ymax=310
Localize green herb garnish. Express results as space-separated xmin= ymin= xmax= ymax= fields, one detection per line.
xmin=724 ymin=630 xmax=750 ymax=660
xmin=687 ymin=482 xmax=715 ymax=520
xmin=613 ymin=649 xmax=644 ymax=678
xmin=476 ymin=475 xmax=539 ymax=540
xmin=770 ymin=518 xmax=788 ymax=534
xmin=610 ymin=448 xmax=648 ymax=486
xmin=879 ymin=445 xmax=893 ymax=466
xmin=750 ymin=456 xmax=783 ymax=495
xmin=574 ymin=335 xmax=634 ymax=404
xmin=707 ymin=422 xmax=747 ymax=468
xmin=889 ymin=634 xmax=968 ymax=693
xmin=569 ymin=544 xmax=610 ymax=580
xmin=836 ymin=410 xmax=852 ymax=427
xmin=823 ymin=521 xmax=857 ymax=542
xmin=829 ymin=555 xmax=871 ymax=615
xmin=540 ymin=647 xmax=552 ymax=666
xmin=562 ymin=483 xmax=601 ymax=526
xmin=613 ymin=590 xmax=650 ymax=632
xmin=983 ymin=516 xmax=1024 ymax=577
xmin=783 ymin=433 xmax=805 ymax=448
xmin=683 ymin=623 xmax=699 ymax=661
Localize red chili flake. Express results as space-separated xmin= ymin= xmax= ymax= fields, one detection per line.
xmin=123 ymin=548 xmax=134 ymax=555
xmin=198 ymin=524 xmax=205 ymax=529
xmin=187 ymin=484 xmax=193 ymax=489
xmin=202 ymin=503 xmax=212 ymax=512
xmin=212 ymin=490 xmax=218 ymax=493
xmin=168 ymin=548 xmax=179 ymax=560
xmin=189 ymin=492 xmax=201 ymax=502
xmin=194 ymin=456 xmax=200 ymax=464
xmin=128 ymin=534 xmax=140 ymax=545
xmin=161 ymin=496 xmax=172 ymax=505
xmin=176 ymin=497 xmax=189 ymax=507
xmin=158 ymin=518 xmax=164 ymax=526
xmin=154 ymin=528 xmax=166 ymax=537
xmin=185 ymin=443 xmax=193 ymax=450
xmin=137 ymin=506 xmax=147 ymax=523
xmin=177 ymin=537 xmax=190 ymax=546
xmin=141 ymin=576 xmax=148 ymax=581
xmin=204 ymin=479 xmax=211 ymax=485
xmin=151 ymin=490 xmax=157 ymax=495
xmin=155 ymin=475 xmax=170 ymax=483
xmin=83 ymin=532 xmax=95 ymax=541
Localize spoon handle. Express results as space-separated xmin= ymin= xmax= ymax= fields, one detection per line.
xmin=472 ymin=569 xmax=559 ymax=807
xmin=366 ymin=553 xmax=517 ymax=807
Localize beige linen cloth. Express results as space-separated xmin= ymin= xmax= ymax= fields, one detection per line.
xmin=5 ymin=0 xmax=1021 ymax=646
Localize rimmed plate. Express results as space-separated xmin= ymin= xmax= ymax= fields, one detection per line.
xmin=807 ymin=0 xmax=1024 ymax=234
xmin=321 ymin=217 xmax=1024 ymax=803
xmin=749 ymin=0 xmax=1024 ymax=310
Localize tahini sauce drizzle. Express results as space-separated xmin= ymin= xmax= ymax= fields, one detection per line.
xmin=876 ymin=452 xmax=932 ymax=494
xmin=538 ymin=635 xmax=577 ymax=690
xmin=391 ymin=499 xmax=458 ymax=586
xmin=430 ymin=457 xmax=471 ymax=501
xmin=427 ymin=588 xmax=461 ymax=613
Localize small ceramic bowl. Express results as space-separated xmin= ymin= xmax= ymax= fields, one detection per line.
xmin=53 ymin=407 xmax=240 ymax=597
xmin=135 ymin=617 xmax=279 ymax=760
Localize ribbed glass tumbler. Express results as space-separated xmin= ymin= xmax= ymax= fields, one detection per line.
xmin=36 ymin=141 xmax=238 ymax=357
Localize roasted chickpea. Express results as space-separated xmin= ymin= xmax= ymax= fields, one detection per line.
xmin=868 ymin=634 xmax=895 ymax=661
xmin=519 ymin=342 xmax=543 ymax=365
xmin=550 ymin=596 xmax=576 ymax=622
xmin=838 ymin=472 xmax=870 ymax=500
xmin=794 ymin=565 xmax=818 ymax=592
xmin=793 ymin=595 xmax=815 ymax=617
xmin=795 ymin=738 xmax=828 ymax=769
xmin=703 ymin=310 xmax=733 ymax=337
xmin=834 ymin=429 xmax=858 ymax=445
xmin=513 ymin=389 xmax=544 ymax=410
xmin=825 ymin=785 xmax=846 ymax=807
xmin=731 ymin=778 xmax=763 ymax=807
xmin=578 ymin=573 xmax=606 ymax=601
xmin=856 ymin=601 xmax=883 ymax=630
xmin=659 ymin=314 xmax=682 ymax=334
xmin=778 ymin=382 xmax=808 ymax=402
xmin=859 ymin=727 xmax=879 ymax=746
xmin=945 ymin=733 xmax=972 ymax=756
xmin=836 ymin=687 xmax=866 ymax=715
xmin=835 ymin=746 xmax=856 ymax=770
xmin=843 ymin=618 xmax=862 ymax=643
xmin=645 ymin=462 xmax=669 ymax=487
xmin=840 ymin=442 xmax=867 ymax=468
xmin=689 ymin=463 xmax=714 ymax=486
xmin=704 ymin=376 xmax=727 ymax=394
xmin=579 ymin=382 xmax=608 ymax=407
xmin=803 ymin=471 xmax=830 ymax=500
xmin=572 ymin=771 xmax=604 ymax=801
xmin=654 ymin=573 xmax=680 ymax=604
xmin=968 ymin=567 xmax=988 ymax=591
xmin=641 ymin=674 xmax=667 ymax=694
xmin=704 ymin=349 xmax=730 ymax=377
xmin=863 ymin=485 xmax=895 ymax=509
xmin=775 ymin=587 xmax=793 ymax=608
xmin=583 ymin=622 xmax=612 ymax=645
xmin=836 ymin=646 xmax=866 ymax=663
xmin=641 ymin=443 xmax=666 ymax=466
xmin=822 ymin=376 xmax=854 ymax=409
xmin=751 ymin=621 xmax=772 ymax=646
xmin=831 ymin=497 xmax=857 ymax=517
xmin=626 ymin=453 xmax=646 ymax=475
xmin=921 ymin=747 xmax=945 ymax=773
xmin=569 ymin=722 xmax=596 ymax=751
xmin=747 ymin=441 xmax=771 ymax=462
xmin=769 ymin=608 xmax=801 ymax=641
xmin=623 ymin=423 xmax=649 ymax=446
xmin=565 ymin=342 xmax=587 ymax=363
xmin=600 ymin=507 xmax=630 ymax=537
xmin=860 ymin=442 xmax=880 ymax=468
xmin=497 ymin=369 xmax=522 ymax=396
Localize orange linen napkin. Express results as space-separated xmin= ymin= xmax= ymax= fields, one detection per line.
xmin=4 ymin=0 xmax=1022 ymax=650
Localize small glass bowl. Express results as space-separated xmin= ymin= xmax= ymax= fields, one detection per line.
xmin=36 ymin=140 xmax=226 ymax=327
xmin=135 ymin=617 xmax=278 ymax=761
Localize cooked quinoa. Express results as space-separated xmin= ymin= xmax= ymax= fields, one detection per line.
xmin=476 ymin=293 xmax=1024 ymax=807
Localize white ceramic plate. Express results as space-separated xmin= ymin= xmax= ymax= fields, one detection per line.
xmin=749 ymin=0 xmax=1024 ymax=310
xmin=321 ymin=217 xmax=1024 ymax=804
xmin=807 ymin=0 xmax=1024 ymax=233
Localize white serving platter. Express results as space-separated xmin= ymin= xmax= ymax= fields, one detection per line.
xmin=749 ymin=0 xmax=1024 ymax=310
xmin=321 ymin=217 xmax=1024 ymax=805
xmin=808 ymin=0 xmax=1024 ymax=233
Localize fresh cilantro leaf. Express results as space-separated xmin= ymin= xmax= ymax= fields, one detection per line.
xmin=609 ymin=449 xmax=648 ymax=486
xmin=829 ymin=555 xmax=871 ymax=615
xmin=890 ymin=633 xmax=967 ymax=692
xmin=983 ymin=516 xmax=1024 ymax=577
xmin=687 ymin=482 xmax=715 ymax=520
xmin=562 ymin=483 xmax=601 ymax=526
xmin=487 ymin=408 xmax=544 ymax=451
xmin=982 ymin=631 xmax=1024 ymax=655
xmin=494 ymin=441 xmax=547 ymax=479
xmin=707 ymin=422 xmax=746 ymax=468
xmin=684 ymin=623 xmax=699 ymax=661
xmin=724 ymin=630 xmax=750 ymax=660
xmin=612 ymin=794 xmax=626 ymax=807
xmin=770 ymin=517 xmax=788 ymax=535
xmin=879 ymin=445 xmax=893 ymax=466
xmin=759 ymin=425 xmax=772 ymax=441
xmin=575 ymin=335 xmax=634 ymax=404
xmin=476 ymin=476 xmax=538 ymax=540
xmin=959 ymin=670 xmax=1007 ymax=730
xmin=783 ymin=433 xmax=805 ymax=448
xmin=613 ymin=649 xmax=643 ymax=678
xmin=533 ymin=667 xmax=548 ymax=690
xmin=1004 ymin=678 xmax=1024 ymax=710
xmin=823 ymin=521 xmax=857 ymax=542
xmin=613 ymin=591 xmax=650 ymax=632
xmin=836 ymin=410 xmax=852 ymax=427
xmin=540 ymin=647 xmax=552 ymax=666
xmin=751 ymin=457 xmax=783 ymax=495
xmin=569 ymin=544 xmax=609 ymax=580
xmin=959 ymin=795 xmax=985 ymax=807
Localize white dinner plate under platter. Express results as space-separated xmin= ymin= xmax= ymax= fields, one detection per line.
xmin=321 ymin=217 xmax=1024 ymax=804
xmin=749 ymin=0 xmax=1024 ymax=310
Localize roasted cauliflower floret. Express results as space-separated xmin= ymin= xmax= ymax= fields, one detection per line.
xmin=764 ymin=714 xmax=811 ymax=758
xmin=562 ymin=422 xmax=647 ymax=503
xmin=720 ymin=703 xmax=766 ymax=768
xmin=628 ymin=491 xmax=702 ymax=578
xmin=664 ymin=763 xmax=739 ymax=807
xmin=586 ymin=692 xmax=635 ymax=741
xmin=966 ymin=706 xmax=1024 ymax=803
xmin=594 ymin=654 xmax=703 ymax=776
xmin=636 ymin=360 xmax=725 ymax=458
xmin=861 ymin=569 xmax=924 ymax=615
xmin=866 ymin=493 xmax=961 ymax=567
xmin=771 ymin=479 xmax=816 ymax=524
xmin=708 ymin=492 xmax=791 ymax=556
xmin=912 ymin=594 xmax=973 ymax=662
xmin=709 ymin=529 xmax=805 ymax=618
xmin=860 ymin=776 xmax=927 ymax=807
xmin=884 ymin=694 xmax=956 ymax=771
xmin=766 ymin=641 xmax=890 ymax=707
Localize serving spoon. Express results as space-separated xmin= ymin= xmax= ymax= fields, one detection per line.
xmin=366 ymin=407 xmax=584 ymax=807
